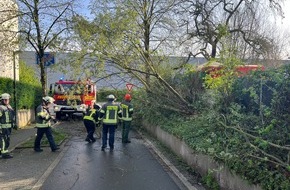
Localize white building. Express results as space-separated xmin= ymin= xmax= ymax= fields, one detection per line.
xmin=19 ymin=51 xmax=141 ymax=90
xmin=0 ymin=0 xmax=19 ymax=81
xmin=19 ymin=51 xmax=207 ymax=90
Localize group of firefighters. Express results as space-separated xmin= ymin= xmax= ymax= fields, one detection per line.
xmin=83 ymin=93 xmax=134 ymax=151
xmin=0 ymin=92 xmax=133 ymax=158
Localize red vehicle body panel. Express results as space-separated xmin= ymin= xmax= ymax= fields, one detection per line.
xmin=202 ymin=64 xmax=265 ymax=78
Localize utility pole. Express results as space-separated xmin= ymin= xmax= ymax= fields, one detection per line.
xmin=13 ymin=50 xmax=19 ymax=127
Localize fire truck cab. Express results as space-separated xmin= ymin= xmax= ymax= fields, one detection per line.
xmin=49 ymin=78 xmax=96 ymax=120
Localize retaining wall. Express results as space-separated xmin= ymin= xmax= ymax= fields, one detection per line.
xmin=17 ymin=109 xmax=35 ymax=128
xmin=142 ymin=122 xmax=262 ymax=190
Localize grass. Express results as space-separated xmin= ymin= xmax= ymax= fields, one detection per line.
xmin=19 ymin=128 xmax=68 ymax=148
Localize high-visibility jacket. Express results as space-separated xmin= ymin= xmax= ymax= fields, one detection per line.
xmin=120 ymin=101 xmax=133 ymax=121
xmin=83 ymin=108 xmax=99 ymax=123
xmin=98 ymin=101 xmax=122 ymax=125
xmin=0 ymin=104 xmax=14 ymax=129
xmin=35 ymin=105 xmax=51 ymax=128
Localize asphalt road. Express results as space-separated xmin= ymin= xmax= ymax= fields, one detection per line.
xmin=0 ymin=120 xmax=203 ymax=190
xmin=40 ymin=135 xmax=184 ymax=190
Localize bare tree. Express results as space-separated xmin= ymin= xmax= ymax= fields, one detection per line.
xmin=72 ymin=0 xmax=286 ymax=114
xmin=0 ymin=0 xmax=76 ymax=96
xmin=174 ymin=0 xmax=286 ymax=60
xmin=73 ymin=0 xmax=197 ymax=114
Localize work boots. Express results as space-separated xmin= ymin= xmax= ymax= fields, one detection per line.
xmin=2 ymin=153 xmax=13 ymax=159
xmin=34 ymin=148 xmax=43 ymax=152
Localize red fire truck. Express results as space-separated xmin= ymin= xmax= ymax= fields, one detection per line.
xmin=49 ymin=78 xmax=96 ymax=119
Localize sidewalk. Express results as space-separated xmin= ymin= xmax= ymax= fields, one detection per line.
xmin=10 ymin=125 xmax=36 ymax=152
xmin=10 ymin=122 xmax=61 ymax=152
xmin=0 ymin=123 xmax=65 ymax=190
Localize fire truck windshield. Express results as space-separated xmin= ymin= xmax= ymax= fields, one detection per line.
xmin=54 ymin=83 xmax=84 ymax=95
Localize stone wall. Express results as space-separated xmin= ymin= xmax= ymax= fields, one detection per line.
xmin=142 ymin=122 xmax=262 ymax=190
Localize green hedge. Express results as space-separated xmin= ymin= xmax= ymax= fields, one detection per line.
xmin=0 ymin=77 xmax=42 ymax=109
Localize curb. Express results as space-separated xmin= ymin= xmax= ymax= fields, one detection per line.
xmin=137 ymin=130 xmax=199 ymax=190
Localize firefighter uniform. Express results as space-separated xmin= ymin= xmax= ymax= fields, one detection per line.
xmin=0 ymin=93 xmax=14 ymax=159
xmin=98 ymin=94 xmax=122 ymax=151
xmin=34 ymin=96 xmax=59 ymax=152
xmin=120 ymin=94 xmax=134 ymax=143
xmin=83 ymin=103 xmax=101 ymax=143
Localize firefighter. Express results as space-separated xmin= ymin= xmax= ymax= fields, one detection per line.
xmin=34 ymin=96 xmax=59 ymax=152
xmin=98 ymin=94 xmax=122 ymax=151
xmin=120 ymin=94 xmax=134 ymax=143
xmin=83 ymin=102 xmax=101 ymax=143
xmin=0 ymin=93 xmax=15 ymax=159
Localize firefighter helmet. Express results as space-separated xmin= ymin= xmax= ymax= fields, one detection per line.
xmin=0 ymin=93 xmax=11 ymax=100
xmin=124 ymin=94 xmax=132 ymax=101
xmin=107 ymin=94 xmax=116 ymax=100
xmin=42 ymin=96 xmax=55 ymax=104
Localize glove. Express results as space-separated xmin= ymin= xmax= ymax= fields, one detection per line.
xmin=45 ymin=115 xmax=52 ymax=121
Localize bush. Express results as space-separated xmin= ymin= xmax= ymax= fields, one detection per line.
xmin=0 ymin=61 xmax=42 ymax=110
xmin=0 ymin=77 xmax=42 ymax=109
xmin=134 ymin=64 xmax=290 ymax=189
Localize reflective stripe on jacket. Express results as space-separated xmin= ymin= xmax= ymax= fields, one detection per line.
xmin=98 ymin=101 xmax=122 ymax=125
xmin=120 ymin=101 xmax=133 ymax=121
xmin=35 ymin=105 xmax=51 ymax=128
xmin=1 ymin=124 xmax=12 ymax=128
xmin=84 ymin=109 xmax=97 ymax=123
xmin=1 ymin=141 xmax=8 ymax=153
xmin=0 ymin=105 xmax=13 ymax=129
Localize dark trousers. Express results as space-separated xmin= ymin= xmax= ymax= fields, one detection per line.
xmin=34 ymin=127 xmax=57 ymax=151
xmin=0 ymin=128 xmax=11 ymax=154
xmin=122 ymin=121 xmax=131 ymax=142
xmin=83 ymin=119 xmax=96 ymax=141
xmin=102 ymin=124 xmax=116 ymax=149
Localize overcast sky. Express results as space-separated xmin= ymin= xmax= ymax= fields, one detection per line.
xmin=278 ymin=1 xmax=290 ymax=29
xmin=279 ymin=1 xmax=290 ymax=58
xmin=76 ymin=1 xmax=290 ymax=30
xmin=76 ymin=1 xmax=290 ymax=59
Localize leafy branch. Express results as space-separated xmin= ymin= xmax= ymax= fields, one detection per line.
xmin=219 ymin=119 xmax=290 ymax=170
